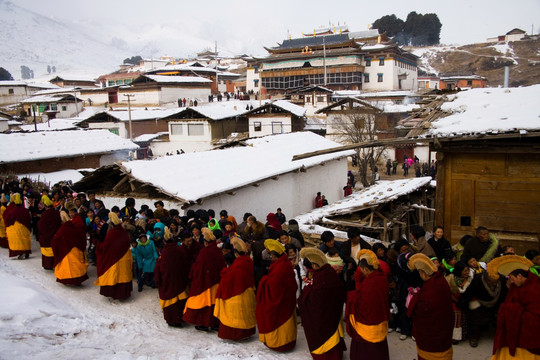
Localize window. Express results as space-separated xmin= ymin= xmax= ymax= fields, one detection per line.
xmin=305 ymin=95 xmax=312 ymax=103
xmin=124 ymin=78 xmax=131 ymax=84
xmin=170 ymin=124 xmax=183 ymax=135
xmin=377 ymin=73 xmax=384 ymax=82
xmin=272 ymin=122 xmax=283 ymax=134
xmin=254 ymin=79 xmax=259 ymax=88
xmin=379 ymin=57 xmax=385 ymax=66
xmin=8 ymin=88 xmax=14 ymax=94
xmin=364 ymin=74 xmax=370 ymax=83
xmin=467 ymin=80 xmax=473 ymax=86
xmin=61 ymin=106 xmax=67 ymax=111
xmin=116 ymin=80 xmax=123 ymax=85
xmin=254 ymin=121 xmax=262 ymax=132
xmin=50 ymin=103 xmax=58 ymax=111
xmin=109 ymin=128 xmax=119 ymax=135
xmin=365 ymin=58 xmax=371 ymax=67
xmin=108 ymin=80 xmax=115 ymax=87
xmin=188 ymin=123 xmax=204 ymax=136
xmin=316 ymin=96 xmax=325 ymax=103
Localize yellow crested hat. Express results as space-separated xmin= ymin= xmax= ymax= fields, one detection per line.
xmin=109 ymin=212 xmax=122 ymax=226
xmin=60 ymin=210 xmax=70 ymax=223
xmin=487 ymin=255 xmax=533 ymax=279
xmin=230 ymin=237 xmax=247 ymax=253
xmin=300 ymin=247 xmax=328 ymax=267
xmin=202 ymin=227 xmax=216 ymax=242
xmin=264 ymin=239 xmax=285 ymax=255
xmin=12 ymin=193 xmax=23 ymax=205
xmin=408 ymin=253 xmax=438 ymax=275
xmin=163 ymin=226 xmax=173 ymax=241
xmin=357 ymin=249 xmax=379 ymax=269
xmin=41 ymin=195 xmax=53 ymax=207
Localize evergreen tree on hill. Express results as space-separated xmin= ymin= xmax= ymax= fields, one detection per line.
xmin=372 ymin=14 xmax=404 ymax=37
xmin=0 ymin=67 xmax=13 ymax=81
xmin=123 ymin=56 xmax=143 ymax=66
xmin=373 ymin=12 xmax=441 ymax=46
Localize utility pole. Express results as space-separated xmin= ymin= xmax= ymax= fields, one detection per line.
xmin=124 ymin=94 xmax=135 ymax=140
xmin=323 ymin=36 xmax=327 ymax=86
xmin=215 ymin=40 xmax=219 ymax=95
xmin=73 ymin=88 xmax=80 ymax=116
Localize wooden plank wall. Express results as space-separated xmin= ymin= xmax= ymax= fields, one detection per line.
xmin=440 ymin=151 xmax=540 ymax=253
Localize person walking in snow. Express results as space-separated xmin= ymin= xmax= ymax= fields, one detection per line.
xmin=134 ymin=233 xmax=158 ymax=292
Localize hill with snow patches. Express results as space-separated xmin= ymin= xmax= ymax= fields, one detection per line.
xmin=410 ymin=38 xmax=540 ymax=87
xmin=0 ymin=0 xmax=130 ymax=80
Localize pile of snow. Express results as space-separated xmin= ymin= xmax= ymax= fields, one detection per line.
xmin=17 ymin=169 xmax=87 ymax=186
xmin=18 ymin=119 xmax=82 ymax=132
xmin=430 ymin=85 xmax=540 ymax=136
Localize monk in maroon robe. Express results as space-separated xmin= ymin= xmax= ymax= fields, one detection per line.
xmin=299 ymin=248 xmax=346 ymax=360
xmin=5 ymin=194 xmax=32 ymax=258
xmin=94 ymin=212 xmax=133 ymax=300
xmin=154 ymin=229 xmax=190 ymax=327
xmin=37 ymin=199 xmax=61 ymax=270
xmin=183 ymin=228 xmax=226 ymax=330
xmin=214 ymin=238 xmax=256 ymax=341
xmin=492 ymin=267 xmax=540 ymax=359
xmin=256 ymin=239 xmax=298 ymax=352
xmin=346 ymin=250 xmax=390 ymax=360
xmin=51 ymin=212 xmax=88 ymax=285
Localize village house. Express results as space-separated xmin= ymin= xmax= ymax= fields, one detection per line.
xmin=73 ymin=132 xmax=354 ymax=219
xmin=288 ymin=85 xmax=333 ymax=115
xmin=487 ymin=28 xmax=527 ymax=43
xmin=0 ymin=129 xmax=138 ymax=174
xmin=246 ymin=100 xmax=306 ymax=138
xmin=20 ymin=93 xmax=83 ymax=121
xmin=49 ymin=75 xmax=97 ymax=88
xmin=157 ymin=100 xmax=255 ymax=154
xmin=0 ymin=81 xmax=60 ymax=106
xmin=412 ymin=85 xmax=540 ymax=252
xmin=439 ymin=75 xmax=487 ymax=90
xmin=417 ymin=75 xmax=440 ymax=90
xmin=79 ymin=108 xmax=181 ymax=139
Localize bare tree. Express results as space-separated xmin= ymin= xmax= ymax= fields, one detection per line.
xmin=332 ymin=112 xmax=387 ymax=187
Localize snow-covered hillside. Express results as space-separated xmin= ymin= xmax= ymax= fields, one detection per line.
xmin=0 ymin=0 xmax=130 ymax=80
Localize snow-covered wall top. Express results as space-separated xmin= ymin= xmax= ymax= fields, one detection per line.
xmin=0 ymin=129 xmax=139 ymax=163
xmin=429 ymin=85 xmax=540 ymax=136
xmin=294 ymin=177 xmax=433 ymax=239
xmin=121 ymin=132 xmax=355 ymax=202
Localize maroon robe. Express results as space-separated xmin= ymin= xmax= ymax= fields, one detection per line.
xmin=95 ymin=224 xmax=132 ymax=299
xmin=407 ymin=271 xmax=454 ymax=354
xmin=345 ymin=269 xmax=390 ymax=360
xmin=215 ymin=254 xmax=256 ymax=340
xmin=37 ymin=207 xmax=62 ymax=269
xmin=154 ymin=242 xmax=190 ymax=325
xmin=492 ymin=272 xmax=540 ymax=356
xmin=182 ymin=240 xmax=203 ymax=271
xmin=256 ymin=253 xmax=298 ymax=351
xmin=51 ymin=215 xmax=88 ymax=285
xmin=299 ymin=263 xmax=346 ymax=359
xmin=4 ymin=204 xmax=32 ymax=257
xmin=183 ymin=241 xmax=226 ymax=327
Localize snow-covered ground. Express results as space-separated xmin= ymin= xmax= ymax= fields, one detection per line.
xmin=0 ymin=237 xmax=493 ymax=360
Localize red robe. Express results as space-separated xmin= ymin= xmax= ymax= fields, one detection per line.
xmin=215 ymin=255 xmax=256 ymax=340
xmin=407 ymin=271 xmax=454 ymax=357
xmin=492 ymin=272 xmax=540 ymax=357
xmin=299 ymin=263 xmax=346 ymax=359
xmin=37 ymin=207 xmax=62 ymax=269
xmin=94 ymin=224 xmax=133 ymax=300
xmin=51 ymin=215 xmax=88 ymax=285
xmin=4 ymin=204 xmax=32 ymax=257
xmin=346 ymin=269 xmax=390 ymax=360
xmin=154 ymin=242 xmax=190 ymax=325
xmin=183 ymin=241 xmax=226 ymax=327
xmin=256 ymin=254 xmax=298 ymax=352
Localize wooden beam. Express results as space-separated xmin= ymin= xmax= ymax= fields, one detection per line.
xmin=112 ymin=175 xmax=129 ymax=192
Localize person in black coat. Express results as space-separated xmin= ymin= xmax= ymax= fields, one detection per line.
xmin=427 ymin=226 xmax=451 ymax=261
xmin=341 ymin=227 xmax=371 ymax=291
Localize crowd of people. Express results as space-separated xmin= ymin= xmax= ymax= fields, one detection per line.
xmin=1 ymin=177 xmax=539 ymax=360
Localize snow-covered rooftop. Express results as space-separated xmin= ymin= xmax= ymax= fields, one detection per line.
xmin=270 ymin=100 xmax=306 ymax=117
xmin=105 ymin=108 xmax=182 ymax=122
xmin=19 ymin=119 xmax=82 ymax=131
xmin=143 ymin=75 xmax=212 ymax=84
xmin=121 ymin=132 xmax=354 ymax=202
xmin=20 ymin=94 xmax=79 ymax=103
xmin=429 ymin=85 xmax=540 ymax=136
xmin=295 ymin=177 xmax=433 ymax=239
xmin=0 ymin=80 xmax=26 ymax=86
xmin=0 ymin=129 xmax=139 ymax=163
xmin=133 ymin=132 xmax=168 ymax=142
xmin=183 ymin=100 xmax=268 ymax=121
xmin=18 ymin=169 xmax=87 ymax=186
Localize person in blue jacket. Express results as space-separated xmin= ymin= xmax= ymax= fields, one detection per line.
xmin=135 ymin=233 xmax=158 ymax=292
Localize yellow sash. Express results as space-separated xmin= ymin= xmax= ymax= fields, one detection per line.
xmin=94 ymin=250 xmax=133 ymax=286
xmin=41 ymin=247 xmax=54 ymax=257
xmin=160 ymin=289 xmax=189 ymax=309
xmin=259 ymin=312 xmax=297 ymax=349
xmin=349 ymin=315 xmax=388 ymax=343
xmin=7 ymin=222 xmax=31 ymax=251
xmin=213 ymin=287 xmax=256 ymax=329
xmin=54 ymin=247 xmax=88 ymax=280
xmin=184 ymin=284 xmax=219 ymax=311
xmin=312 ymin=319 xmax=344 ymax=355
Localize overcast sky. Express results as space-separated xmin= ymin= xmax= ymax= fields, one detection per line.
xmin=15 ymin=0 xmax=540 ymax=58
